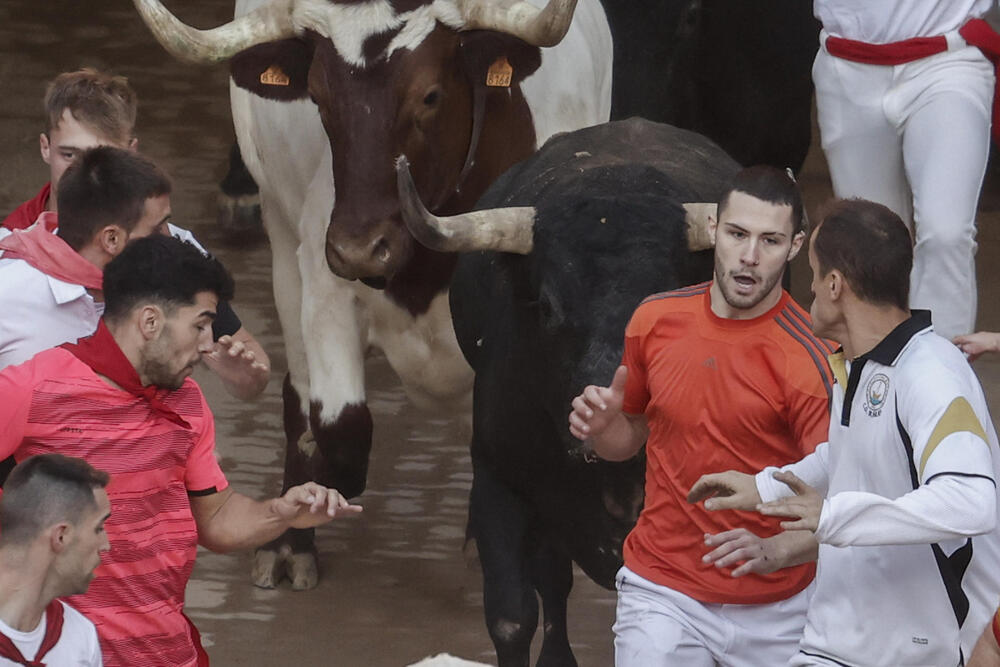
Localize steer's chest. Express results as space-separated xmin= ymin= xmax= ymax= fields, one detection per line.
xmin=361 ymin=286 xmax=474 ymax=411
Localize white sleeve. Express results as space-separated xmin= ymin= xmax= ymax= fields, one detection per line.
xmin=755 ymin=441 xmax=832 ymax=503
xmin=167 ymin=223 xmax=208 ymax=255
xmin=815 ymin=474 xmax=997 ymax=547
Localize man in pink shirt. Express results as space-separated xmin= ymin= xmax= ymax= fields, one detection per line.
xmin=0 ymin=234 xmax=362 ymax=666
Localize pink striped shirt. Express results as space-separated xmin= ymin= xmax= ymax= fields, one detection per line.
xmin=0 ymin=347 xmax=228 ymax=667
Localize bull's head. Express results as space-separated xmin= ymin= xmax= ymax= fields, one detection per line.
xmin=134 ymin=0 xmax=578 ymax=285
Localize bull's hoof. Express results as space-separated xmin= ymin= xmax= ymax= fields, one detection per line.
xmin=216 ymin=192 xmax=264 ymax=243
xmin=289 ymin=551 xmax=319 ymax=591
xmin=252 ymin=546 xmax=286 ymax=589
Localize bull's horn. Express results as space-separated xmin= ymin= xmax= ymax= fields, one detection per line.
xmin=396 ymin=156 xmax=535 ymax=254
xmin=132 ymin=0 xmax=297 ymax=64
xmin=684 ymin=203 xmax=716 ymax=251
xmin=458 ymin=0 xmax=578 ymax=48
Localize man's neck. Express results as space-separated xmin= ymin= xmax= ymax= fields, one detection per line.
xmin=0 ymin=548 xmax=54 ymax=633
xmin=709 ymin=280 xmax=783 ymax=321
xmin=841 ymin=301 xmax=910 ymax=360
xmin=103 ymin=319 xmax=147 ymax=387
xmin=73 ymin=243 xmax=109 ymax=272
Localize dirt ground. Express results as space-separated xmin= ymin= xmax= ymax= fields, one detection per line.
xmin=2 ymin=2 xmax=1000 ymax=666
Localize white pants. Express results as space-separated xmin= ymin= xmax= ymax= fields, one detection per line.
xmin=813 ymin=33 xmax=994 ymax=339
xmin=613 ymin=566 xmax=812 ymax=667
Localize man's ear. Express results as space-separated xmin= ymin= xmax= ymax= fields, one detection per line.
xmin=138 ymin=304 xmax=165 ymax=341
xmin=40 ymin=133 xmax=51 ymax=164
xmin=707 ymin=213 xmax=718 ymax=247
xmin=97 ymin=225 xmax=129 ymax=257
xmin=828 ymin=269 xmax=845 ymax=301
xmin=788 ymin=230 xmax=806 ymax=262
xmin=127 ymin=137 xmax=139 ymax=152
xmin=49 ymin=523 xmax=72 ymax=553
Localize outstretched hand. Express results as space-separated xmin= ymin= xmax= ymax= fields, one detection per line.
xmin=568 ymin=365 xmax=628 ymax=441
xmin=687 ymin=471 xmax=761 ymax=511
xmin=702 ymin=528 xmax=819 ymax=577
xmin=953 ymin=332 xmax=1000 ymax=363
xmin=755 ymin=471 xmax=823 ymax=532
xmin=275 ymin=482 xmax=363 ymax=529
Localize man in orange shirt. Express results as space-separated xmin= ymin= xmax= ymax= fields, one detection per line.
xmin=569 ymin=166 xmax=833 ymax=666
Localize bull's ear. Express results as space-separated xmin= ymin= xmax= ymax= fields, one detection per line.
xmin=458 ymin=31 xmax=542 ymax=88
xmin=230 ymin=38 xmax=313 ymax=101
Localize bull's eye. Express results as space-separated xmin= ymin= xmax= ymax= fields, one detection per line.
xmin=423 ymin=89 xmax=440 ymax=107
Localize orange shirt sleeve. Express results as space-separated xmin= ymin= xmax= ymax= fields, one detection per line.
xmin=784 ymin=352 xmax=833 ymax=456
xmin=621 ymin=309 xmax=650 ymax=415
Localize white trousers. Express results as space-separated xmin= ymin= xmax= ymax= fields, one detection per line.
xmin=813 ymin=34 xmax=994 ymax=339
xmin=613 ymin=566 xmax=812 ymax=667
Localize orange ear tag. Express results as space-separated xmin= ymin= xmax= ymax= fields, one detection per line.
xmin=486 ymin=56 xmax=513 ymax=87
xmin=260 ymin=65 xmax=290 ymax=86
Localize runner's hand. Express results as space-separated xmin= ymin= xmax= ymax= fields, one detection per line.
xmin=569 ymin=365 xmax=628 ymax=440
xmin=687 ymin=471 xmax=762 ymax=511
xmin=756 ymin=471 xmax=823 ymax=531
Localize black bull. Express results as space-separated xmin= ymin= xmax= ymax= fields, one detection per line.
xmin=433 ymin=118 xmax=737 ymax=666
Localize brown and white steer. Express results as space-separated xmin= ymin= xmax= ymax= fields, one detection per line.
xmin=133 ymin=0 xmax=612 ymax=589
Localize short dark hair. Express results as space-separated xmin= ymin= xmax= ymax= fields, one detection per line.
xmin=0 ymin=454 xmax=110 ymax=547
xmin=56 ymin=146 xmax=172 ymax=251
xmin=812 ymin=198 xmax=912 ymax=310
xmin=718 ymin=165 xmax=805 ymax=235
xmin=44 ymin=68 xmax=137 ymax=145
xmin=103 ymin=235 xmax=235 ymax=322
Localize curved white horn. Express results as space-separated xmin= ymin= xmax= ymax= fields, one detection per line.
xmin=132 ymin=0 xmax=297 ymax=64
xmin=684 ymin=203 xmax=717 ymax=251
xmin=396 ymin=156 xmax=535 ymax=254
xmin=457 ymin=0 xmax=578 ymax=47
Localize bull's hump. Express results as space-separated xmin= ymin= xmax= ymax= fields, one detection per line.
xmin=295 ymin=0 xmax=463 ymax=67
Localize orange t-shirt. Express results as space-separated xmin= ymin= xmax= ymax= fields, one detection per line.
xmin=622 ymin=282 xmax=834 ymax=604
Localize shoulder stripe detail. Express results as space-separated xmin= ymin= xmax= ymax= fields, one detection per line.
xmin=640 ymin=281 xmax=710 ymax=304
xmin=778 ymin=308 xmax=836 ymax=369
xmin=924 ymin=471 xmax=996 ymax=486
xmin=774 ymin=314 xmax=833 ymax=400
xmin=784 ymin=303 xmax=836 ymax=354
xmin=919 ymin=397 xmax=988 ymax=479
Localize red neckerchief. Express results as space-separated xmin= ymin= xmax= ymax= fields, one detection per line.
xmin=0 ymin=223 xmax=102 ymax=290
xmin=0 ymin=599 xmax=65 ymax=666
xmin=1 ymin=184 xmax=50 ymax=232
xmin=60 ymin=320 xmax=192 ymax=429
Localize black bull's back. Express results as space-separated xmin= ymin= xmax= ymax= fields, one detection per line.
xmin=450 ymin=119 xmax=737 ymax=590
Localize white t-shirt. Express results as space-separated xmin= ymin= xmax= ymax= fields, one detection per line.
xmin=815 ymin=0 xmax=991 ymax=43
xmin=0 ymin=601 xmax=102 ymax=666
xmin=757 ymin=313 xmax=998 ymax=665
xmin=0 ymin=222 xmax=207 ymax=370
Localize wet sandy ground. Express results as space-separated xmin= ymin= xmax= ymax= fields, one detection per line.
xmin=2 ymin=2 xmax=1000 ymax=666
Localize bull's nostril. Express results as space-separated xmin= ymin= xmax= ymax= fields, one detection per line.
xmin=373 ymin=238 xmax=391 ymax=264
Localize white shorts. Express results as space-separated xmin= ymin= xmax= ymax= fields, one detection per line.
xmin=613 ymin=566 xmax=811 ymax=667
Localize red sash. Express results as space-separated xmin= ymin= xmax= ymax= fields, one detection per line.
xmin=0 ymin=223 xmax=102 ymax=290
xmin=0 ymin=600 xmax=65 ymax=667
xmin=60 ymin=320 xmax=192 ymax=429
xmin=824 ymin=19 xmax=1000 ymax=143
xmin=992 ymin=606 xmax=1000 ymax=646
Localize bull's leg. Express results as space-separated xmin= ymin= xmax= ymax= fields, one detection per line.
xmin=470 ymin=458 xmax=538 ymax=667
xmin=529 ymin=543 xmax=576 ymax=667
xmin=216 ymin=142 xmax=263 ymax=240
xmin=252 ymin=374 xmax=319 ymax=589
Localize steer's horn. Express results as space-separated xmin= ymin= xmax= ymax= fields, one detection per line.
xmin=684 ymin=203 xmax=716 ymax=251
xmin=396 ymin=156 xmax=535 ymax=254
xmin=457 ymin=0 xmax=578 ymax=47
xmin=132 ymin=0 xmax=297 ymax=64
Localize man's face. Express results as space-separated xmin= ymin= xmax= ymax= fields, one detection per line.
xmin=125 ymin=194 xmax=172 ymax=244
xmin=40 ymin=109 xmax=127 ymax=198
xmin=56 ymin=487 xmax=111 ymax=596
xmin=141 ymin=291 xmax=218 ymax=390
xmin=808 ymin=231 xmax=837 ymax=339
xmin=712 ymin=191 xmax=803 ymax=318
